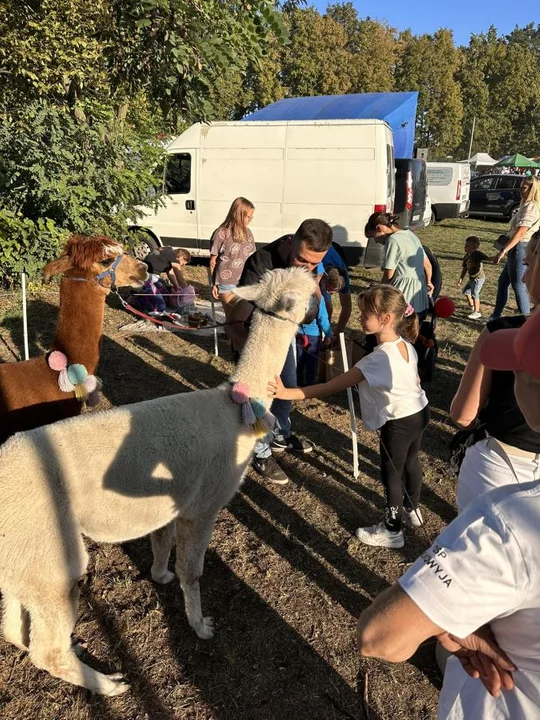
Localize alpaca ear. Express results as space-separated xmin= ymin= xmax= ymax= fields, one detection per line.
xmin=43 ymin=256 xmax=71 ymax=282
xmin=232 ymin=284 xmax=264 ymax=302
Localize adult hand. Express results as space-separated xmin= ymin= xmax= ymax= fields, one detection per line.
xmin=268 ymin=374 xmax=286 ymax=399
xmin=427 ymin=281 xmax=435 ymax=296
xmin=211 ymin=284 xmax=220 ymax=300
xmin=437 ymin=626 xmax=516 ymax=697
xmin=493 ymin=252 xmax=505 ymax=265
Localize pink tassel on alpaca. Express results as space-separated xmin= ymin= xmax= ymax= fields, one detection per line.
xmin=231 ymin=382 xmax=250 ymax=404
xmin=48 ymin=351 xmax=68 ymax=372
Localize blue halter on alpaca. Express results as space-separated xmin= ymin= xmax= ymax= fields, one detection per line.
xmin=94 ymin=253 xmax=124 ymax=289
xmin=69 ymin=253 xmax=124 ymax=289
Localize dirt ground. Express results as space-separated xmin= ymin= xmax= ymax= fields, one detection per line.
xmin=0 ymin=218 xmax=513 ymax=719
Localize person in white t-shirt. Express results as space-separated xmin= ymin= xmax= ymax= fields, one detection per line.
xmin=356 ymin=480 xmax=540 ymax=719
xmin=268 ymin=284 xmax=429 ymax=549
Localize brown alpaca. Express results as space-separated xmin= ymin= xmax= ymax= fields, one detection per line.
xmin=0 ymin=235 xmax=148 ymax=444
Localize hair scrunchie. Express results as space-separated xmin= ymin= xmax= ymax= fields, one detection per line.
xmin=404 ymin=303 xmax=415 ymax=317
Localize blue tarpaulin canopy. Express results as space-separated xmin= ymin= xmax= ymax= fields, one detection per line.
xmin=243 ymin=92 xmax=418 ymax=158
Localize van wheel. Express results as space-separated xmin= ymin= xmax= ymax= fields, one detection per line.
xmin=128 ymin=230 xmax=159 ymax=260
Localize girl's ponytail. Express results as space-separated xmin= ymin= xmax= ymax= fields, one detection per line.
xmin=358 ymin=286 xmax=420 ymax=342
xmin=397 ymin=306 xmax=420 ymax=343
xmin=364 ymin=211 xmax=401 ymax=238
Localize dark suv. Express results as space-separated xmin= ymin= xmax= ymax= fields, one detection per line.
xmin=468 ymin=174 xmax=525 ymax=220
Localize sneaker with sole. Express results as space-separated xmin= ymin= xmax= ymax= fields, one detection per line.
xmin=468 ymin=311 xmax=482 ymax=320
xmin=402 ymin=507 xmax=424 ymax=528
xmin=271 ymin=434 xmax=313 ymax=454
xmin=269 ymin=437 xmax=289 ymax=453
xmin=252 ymin=455 xmax=289 ymax=485
xmin=355 ymin=521 xmax=404 ymax=548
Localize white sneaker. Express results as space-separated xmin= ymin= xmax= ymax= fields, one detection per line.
xmin=402 ymin=507 xmax=424 ymax=528
xmin=468 ymin=311 xmax=482 ymax=320
xmin=355 ymin=521 xmax=404 ymax=548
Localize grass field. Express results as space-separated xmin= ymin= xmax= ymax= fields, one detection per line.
xmin=0 ymin=217 xmax=515 ymax=720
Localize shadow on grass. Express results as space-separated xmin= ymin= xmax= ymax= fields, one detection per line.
xmin=120 ymin=539 xmax=364 ymax=719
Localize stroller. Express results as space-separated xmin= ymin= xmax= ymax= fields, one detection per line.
xmin=414 ymin=245 xmax=442 ymax=383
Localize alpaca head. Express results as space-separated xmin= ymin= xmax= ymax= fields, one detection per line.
xmin=43 ymin=235 xmax=148 ymax=289
xmin=233 ymin=267 xmax=318 ymax=325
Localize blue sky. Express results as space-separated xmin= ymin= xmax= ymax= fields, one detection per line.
xmin=309 ymin=1 xmax=538 ymax=46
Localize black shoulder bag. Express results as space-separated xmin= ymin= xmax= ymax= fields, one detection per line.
xmin=448 ymin=424 xmax=487 ymax=477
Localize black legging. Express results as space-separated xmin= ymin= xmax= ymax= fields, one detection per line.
xmin=379 ymin=406 xmax=430 ymax=531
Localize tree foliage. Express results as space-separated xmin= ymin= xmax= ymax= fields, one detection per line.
xmin=0 ymin=0 xmax=292 ymax=284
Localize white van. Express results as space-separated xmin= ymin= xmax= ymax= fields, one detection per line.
xmin=426 ymin=162 xmax=471 ymax=222
xmin=132 ymin=119 xmax=394 ymax=265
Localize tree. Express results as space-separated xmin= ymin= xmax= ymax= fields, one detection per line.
xmin=456 ymin=27 xmax=540 ymax=158
xmin=395 ymin=29 xmax=463 ymax=157
xmin=0 ymin=0 xmax=291 ymax=126
xmin=105 ymin=0 xmax=291 ymax=124
xmin=507 ymin=23 xmax=540 ymax=63
xmin=455 ymin=28 xmax=504 ymax=158
xmin=327 ymin=3 xmax=397 ymax=92
xmin=281 ymin=7 xmax=353 ymax=97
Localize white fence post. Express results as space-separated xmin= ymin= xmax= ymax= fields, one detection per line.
xmin=339 ymin=332 xmax=359 ymax=479
xmin=21 ymin=272 xmax=29 ymax=361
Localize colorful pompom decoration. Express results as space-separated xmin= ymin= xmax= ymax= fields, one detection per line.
xmin=48 ymin=351 xmax=68 ymax=372
xmin=58 ymin=368 xmax=75 ymax=393
xmin=241 ymin=402 xmax=256 ymax=426
xmin=250 ymin=398 xmax=266 ymax=419
xmin=74 ymin=383 xmax=89 ymax=403
xmin=230 ymin=382 xmax=273 ymax=436
xmin=86 ymin=390 xmax=101 ymax=407
xmin=67 ymin=363 xmax=88 ymax=385
xmin=84 ymin=375 xmax=98 ymax=393
xmin=252 ymin=418 xmax=270 ymax=438
xmin=231 ymin=382 xmax=250 ymax=404
xmin=262 ymin=411 xmax=275 ymax=429
xmin=48 ymin=353 xmax=101 ymax=407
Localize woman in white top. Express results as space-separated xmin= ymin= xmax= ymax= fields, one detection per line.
xmin=491 ymin=176 xmax=540 ymax=319
xmin=268 ymin=285 xmax=429 ymax=550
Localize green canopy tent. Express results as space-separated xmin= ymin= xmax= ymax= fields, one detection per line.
xmin=495 ymin=153 xmax=540 ymax=168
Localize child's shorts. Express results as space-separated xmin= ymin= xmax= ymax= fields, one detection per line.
xmin=463 ymin=277 xmax=485 ymax=300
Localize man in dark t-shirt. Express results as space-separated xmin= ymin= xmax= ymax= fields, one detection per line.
xmin=228 ymin=219 xmax=333 ymax=484
xmin=144 ymin=247 xmax=179 ymax=274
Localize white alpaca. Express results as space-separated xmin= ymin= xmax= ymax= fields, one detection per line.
xmin=0 ymin=267 xmax=316 ymax=696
